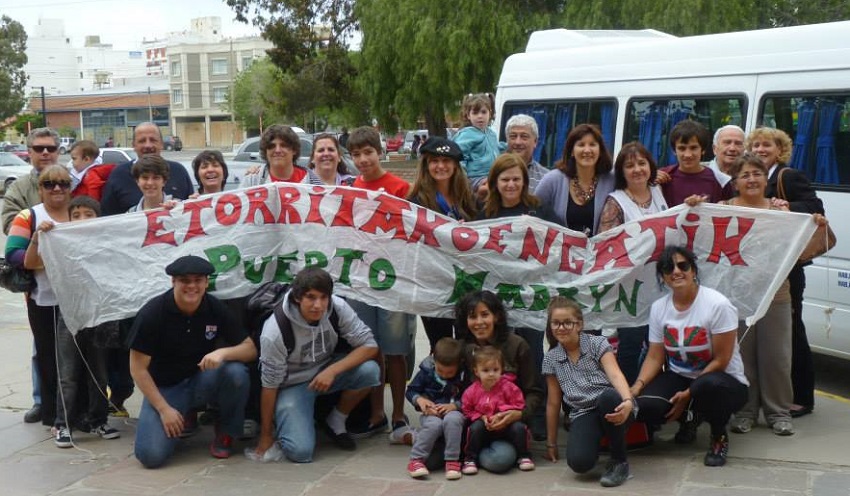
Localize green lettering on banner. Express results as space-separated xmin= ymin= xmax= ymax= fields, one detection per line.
xmin=273 ymin=252 xmax=299 ymax=282
xmin=555 ymin=287 xmax=587 ymax=309
xmin=304 ymin=251 xmax=328 ymax=269
xmin=614 ymin=280 xmax=643 ymax=316
xmin=369 ymin=258 xmax=396 ymax=290
xmin=335 ymin=248 xmax=365 ymax=285
xmin=204 ymin=244 xmax=241 ymax=291
xmin=496 ymin=283 xmax=525 ymax=309
xmin=589 ymin=284 xmax=615 ymax=312
xmin=448 ymin=265 xmax=488 ymax=303
xmin=244 ymin=255 xmax=275 ymax=284
xmin=529 ymin=284 xmax=550 ymax=311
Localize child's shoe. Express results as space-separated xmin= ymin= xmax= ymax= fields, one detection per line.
xmin=407 ymin=458 xmax=429 ymax=478
xmin=445 ymin=460 xmax=462 ymax=480
xmin=518 ymin=457 xmax=536 ymax=471
xmin=461 ymin=459 xmax=478 ymax=475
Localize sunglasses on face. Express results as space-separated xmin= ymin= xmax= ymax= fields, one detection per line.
xmin=661 ymin=260 xmax=692 ymax=275
xmin=41 ymin=180 xmax=71 ymax=190
xmin=32 ymin=145 xmax=58 ymax=153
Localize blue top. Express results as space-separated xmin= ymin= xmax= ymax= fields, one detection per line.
xmin=452 ymin=126 xmax=506 ymax=180
xmin=101 ymin=159 xmax=195 ymax=216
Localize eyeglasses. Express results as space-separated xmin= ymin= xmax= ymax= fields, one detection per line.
xmin=550 ymin=320 xmax=582 ymax=330
xmin=40 ymin=180 xmax=71 ymax=190
xmin=32 ymin=145 xmax=59 ymax=153
xmin=736 ymin=171 xmax=765 ymax=180
xmin=661 ymin=261 xmax=692 ymax=275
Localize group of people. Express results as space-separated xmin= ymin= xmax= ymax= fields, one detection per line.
xmin=1 ymin=105 xmax=826 ymax=488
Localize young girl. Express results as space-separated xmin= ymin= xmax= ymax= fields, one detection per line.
xmin=542 ymin=297 xmax=635 ymax=488
xmin=461 ymin=346 xmax=534 ymax=474
xmin=452 ymin=93 xmax=505 ymax=192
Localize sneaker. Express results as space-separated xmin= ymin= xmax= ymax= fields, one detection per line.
xmin=730 ymin=417 xmax=754 ymax=434
xmin=180 ymin=411 xmax=199 ymax=438
xmin=349 ymin=416 xmax=388 ymax=439
xmin=322 ymin=422 xmax=357 ymax=451
xmin=244 ymin=443 xmax=284 ymax=463
xmin=517 ymin=457 xmax=536 ymax=471
xmin=108 ymin=403 xmax=129 ymax=418
xmin=54 ymin=426 xmax=73 ymax=448
xmin=600 ymin=460 xmax=630 ymax=487
xmin=209 ymin=432 xmax=234 ymax=459
xmin=23 ymin=404 xmax=42 ymax=424
xmin=674 ymin=413 xmax=702 ymax=444
xmin=407 ymin=458 xmax=429 ymax=478
xmin=772 ymin=420 xmax=795 ymax=436
xmin=388 ymin=424 xmax=415 ymax=445
xmin=704 ymin=433 xmax=729 ymax=467
xmin=445 ymin=460 xmax=462 ymax=480
xmin=89 ymin=423 xmax=120 ymax=440
xmin=461 ymin=459 xmax=478 ymax=475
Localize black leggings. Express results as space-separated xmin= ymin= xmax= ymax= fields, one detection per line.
xmin=636 ymin=370 xmax=748 ymax=436
xmin=464 ymin=419 xmax=530 ymax=460
xmin=566 ymin=388 xmax=632 ymax=473
xmin=27 ymin=299 xmax=59 ymax=427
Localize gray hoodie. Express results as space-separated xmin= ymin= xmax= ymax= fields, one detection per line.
xmin=259 ymin=291 xmax=377 ymax=388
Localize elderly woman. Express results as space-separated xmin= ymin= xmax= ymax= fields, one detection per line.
xmin=535 ymin=124 xmax=615 ymax=236
xmin=408 ymin=137 xmax=477 ymax=351
xmin=747 ymin=127 xmax=824 ymax=418
xmin=310 ymin=133 xmax=355 ymax=186
xmin=191 ymin=150 xmax=229 ymax=195
xmin=242 ymin=124 xmax=321 ymax=187
xmin=630 ymin=246 xmax=749 ymax=467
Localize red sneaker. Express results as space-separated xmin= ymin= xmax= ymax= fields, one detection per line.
xmin=209 ymin=432 xmax=233 ymax=459
xmin=407 ymin=458 xmax=429 ymax=478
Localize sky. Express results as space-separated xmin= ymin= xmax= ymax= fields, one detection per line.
xmin=1 ymin=0 xmax=262 ymax=50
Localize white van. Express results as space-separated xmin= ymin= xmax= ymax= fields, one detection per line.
xmin=495 ymin=22 xmax=850 ymax=360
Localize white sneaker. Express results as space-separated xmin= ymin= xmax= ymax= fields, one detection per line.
xmin=244 ymin=443 xmax=283 ymax=463
xmin=388 ymin=425 xmax=415 ymax=445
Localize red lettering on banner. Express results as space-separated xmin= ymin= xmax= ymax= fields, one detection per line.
xmin=214 ymin=194 xmax=242 ymax=225
xmin=519 ymin=226 xmax=558 ymax=264
xmin=682 ymin=212 xmax=699 ymax=252
xmin=589 ymin=230 xmax=634 ymax=272
xmin=306 ymin=187 xmax=327 ymax=225
xmin=141 ymin=210 xmax=177 ymax=247
xmin=706 ymin=216 xmax=753 ymax=265
xmin=244 ymin=187 xmax=276 ymax=225
xmin=330 ymin=188 xmax=369 ymax=227
xmin=182 ymin=198 xmax=212 ymax=243
xmin=408 ymin=208 xmax=450 ymax=247
xmin=639 ymin=214 xmax=679 ymax=262
xmin=275 ymin=186 xmax=303 ymax=224
xmin=483 ymin=224 xmax=512 ymax=254
xmin=451 ymin=226 xmax=480 ymax=251
xmin=558 ymin=233 xmax=587 ymax=274
xmin=358 ymin=193 xmax=411 ymax=241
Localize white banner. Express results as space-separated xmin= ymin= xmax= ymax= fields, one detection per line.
xmin=38 ymin=183 xmax=816 ymax=333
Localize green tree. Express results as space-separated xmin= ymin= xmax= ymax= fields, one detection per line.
xmin=0 ymin=16 xmax=28 ymax=121
xmin=13 ymin=113 xmax=42 ymax=136
xmin=227 ymin=58 xmax=287 ymax=132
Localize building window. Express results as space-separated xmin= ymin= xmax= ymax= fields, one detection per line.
xmin=171 ymin=61 xmax=181 ymax=77
xmin=173 ymin=89 xmax=183 ymax=105
xmin=211 ymin=58 xmax=228 ymax=76
xmin=212 ymin=87 xmax=227 ymax=103
xmin=242 ymin=56 xmax=253 ymax=70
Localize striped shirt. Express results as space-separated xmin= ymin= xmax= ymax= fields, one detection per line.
xmin=542 ymin=333 xmax=613 ymax=420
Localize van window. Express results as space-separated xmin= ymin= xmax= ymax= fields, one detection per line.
xmin=624 ymin=96 xmax=745 ymax=167
xmin=760 ymin=93 xmax=850 ymax=188
xmin=501 ymin=99 xmax=617 ymax=169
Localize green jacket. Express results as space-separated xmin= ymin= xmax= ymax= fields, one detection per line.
xmin=2 ymin=170 xmax=40 ymax=235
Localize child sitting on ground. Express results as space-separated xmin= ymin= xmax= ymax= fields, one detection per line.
xmin=403 ymin=338 xmax=468 ymax=480
xmin=461 ymin=345 xmax=534 ymax=475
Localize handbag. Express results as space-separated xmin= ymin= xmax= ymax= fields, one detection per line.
xmin=0 ymin=257 xmax=35 ymax=293
xmin=776 ymin=168 xmax=836 ymax=262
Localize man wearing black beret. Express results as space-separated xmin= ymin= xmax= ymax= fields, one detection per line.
xmin=129 ymin=255 xmax=257 ymax=468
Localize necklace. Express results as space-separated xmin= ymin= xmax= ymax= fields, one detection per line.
xmin=626 ymin=188 xmax=652 ymax=209
xmin=572 ymin=176 xmax=597 ymax=204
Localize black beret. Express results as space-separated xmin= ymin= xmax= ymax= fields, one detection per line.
xmin=165 ymin=255 xmax=215 ymax=276
xmin=418 ymin=137 xmax=463 ymax=161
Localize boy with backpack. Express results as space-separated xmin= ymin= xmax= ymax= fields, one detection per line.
xmin=246 ymin=267 xmax=380 ymax=463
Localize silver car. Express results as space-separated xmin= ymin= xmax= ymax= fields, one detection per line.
xmin=0 ymin=152 xmax=34 ymax=196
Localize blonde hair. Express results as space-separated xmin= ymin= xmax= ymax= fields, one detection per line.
xmin=746 ymin=127 xmax=793 ymax=165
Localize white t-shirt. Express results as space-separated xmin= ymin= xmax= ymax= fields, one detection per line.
xmin=648 ymin=285 xmax=748 ymax=385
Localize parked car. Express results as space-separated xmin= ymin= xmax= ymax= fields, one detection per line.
xmin=229 ymin=136 xmax=356 ymax=185
xmin=163 ymin=135 xmax=183 ymax=151
xmin=0 ymin=152 xmax=34 ymax=196
xmin=99 ymin=148 xmax=138 ymax=164
xmin=386 ymin=133 xmax=404 ymax=152
xmin=3 ymin=144 xmax=29 ymax=163
xmin=58 ymin=137 xmax=75 ymax=154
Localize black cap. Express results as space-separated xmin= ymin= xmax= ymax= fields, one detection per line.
xmin=418 ymin=137 xmax=463 ymax=161
xmin=165 ymin=255 xmax=215 ymax=276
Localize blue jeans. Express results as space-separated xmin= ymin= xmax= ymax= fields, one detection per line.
xmin=135 ymin=362 xmax=250 ymax=469
xmin=274 ymin=360 xmax=380 ymax=463
xmin=478 ymin=440 xmax=518 ymax=473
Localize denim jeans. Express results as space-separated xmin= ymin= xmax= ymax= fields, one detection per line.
xmin=135 ymin=361 xmax=250 ymax=469
xmin=274 ymin=360 xmax=380 ymax=463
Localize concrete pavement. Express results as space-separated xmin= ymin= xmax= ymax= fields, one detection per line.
xmin=2 ymin=288 xmax=850 ymax=495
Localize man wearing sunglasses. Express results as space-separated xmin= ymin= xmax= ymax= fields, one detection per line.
xmin=2 ymin=127 xmax=61 ymax=234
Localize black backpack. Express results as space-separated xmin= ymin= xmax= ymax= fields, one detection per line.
xmin=244 ymin=281 xmax=342 ymax=355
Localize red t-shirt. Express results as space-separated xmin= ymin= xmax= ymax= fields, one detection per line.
xmin=352 ymin=172 xmax=410 ymax=198
xmin=269 ymin=166 xmax=307 ymax=183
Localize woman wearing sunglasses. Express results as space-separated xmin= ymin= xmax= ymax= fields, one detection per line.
xmin=629 ymin=245 xmax=748 ymax=468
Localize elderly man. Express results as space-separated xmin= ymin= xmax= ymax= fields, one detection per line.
xmin=706 ymin=125 xmax=745 ymax=186
xmin=130 ymin=255 xmax=256 ymax=468
xmin=2 ymin=127 xmax=61 ymax=234
xmin=100 ymin=122 xmax=194 ymax=215
xmin=504 ymin=114 xmax=549 ymax=194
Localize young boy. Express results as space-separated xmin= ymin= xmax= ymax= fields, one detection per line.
xmin=50 ymin=196 xmax=121 ymax=447
xmin=129 ymin=155 xmax=172 ymax=212
xmin=660 ymin=120 xmax=733 ymax=206
xmin=404 ymin=338 xmax=467 ymax=480
xmin=69 ymin=140 xmax=114 ymax=201
xmin=346 ymin=127 xmax=417 ymax=440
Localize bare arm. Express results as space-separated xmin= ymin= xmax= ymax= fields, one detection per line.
xmin=309 ymin=345 xmax=378 ymax=392
xmin=544 ymin=375 xmax=563 ymax=462
xmin=197 ymin=337 xmax=257 ymax=371
xmin=254 ymin=386 xmax=280 ymax=455
xmin=599 ymin=351 xmax=634 ymax=425
xmin=598 ymin=196 xmax=624 ymax=233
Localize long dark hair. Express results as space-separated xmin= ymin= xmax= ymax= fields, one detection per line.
xmin=454 ymin=290 xmax=510 ymax=345
xmin=554 ymin=124 xmax=613 ymax=177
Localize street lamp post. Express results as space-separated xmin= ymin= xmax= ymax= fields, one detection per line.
xmin=32 ymin=86 xmax=47 ymax=127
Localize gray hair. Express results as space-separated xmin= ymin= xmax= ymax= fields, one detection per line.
xmin=712 ymin=124 xmax=745 ymax=146
xmin=27 ymin=127 xmax=59 ymax=148
xmin=505 ymin=114 xmax=539 ymax=140
xmin=133 ymin=122 xmax=163 ymax=142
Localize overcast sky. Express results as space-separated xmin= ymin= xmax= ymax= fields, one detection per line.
xmin=1 ymin=0 xmax=262 ymax=50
